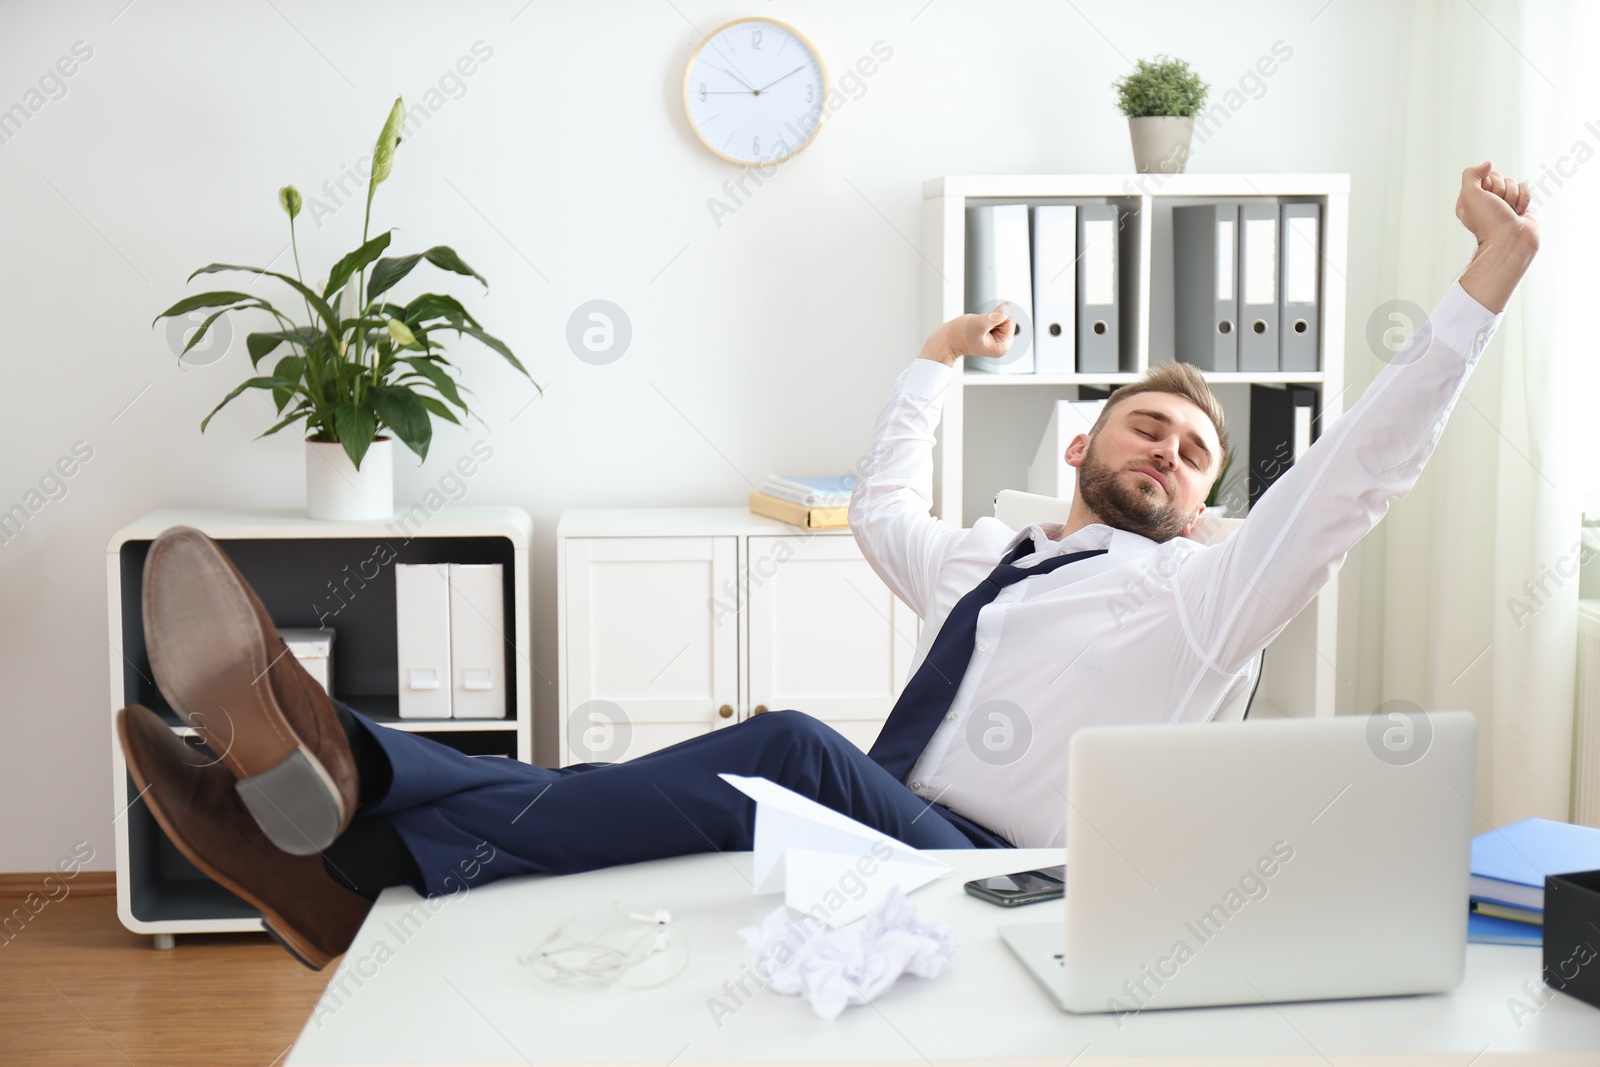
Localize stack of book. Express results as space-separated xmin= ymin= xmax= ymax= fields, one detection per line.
xmin=1467 ymin=817 xmax=1600 ymax=945
xmin=748 ymin=475 xmax=855 ymax=530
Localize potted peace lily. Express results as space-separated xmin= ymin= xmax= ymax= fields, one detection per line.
xmin=154 ymin=97 xmax=534 ymax=520
xmin=1111 ymin=55 xmax=1210 ymax=175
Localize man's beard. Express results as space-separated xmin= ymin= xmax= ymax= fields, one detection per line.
xmin=1075 ymin=436 xmax=1194 ymax=543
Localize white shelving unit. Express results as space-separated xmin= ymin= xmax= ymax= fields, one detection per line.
xmin=922 ymin=174 xmax=1350 ymax=720
xmin=106 ymin=505 xmax=532 ymax=946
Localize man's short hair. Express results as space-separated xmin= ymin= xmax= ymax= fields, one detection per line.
xmin=1088 ymin=362 xmax=1231 ymax=480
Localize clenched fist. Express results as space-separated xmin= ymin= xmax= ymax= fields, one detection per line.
xmin=1457 ymin=161 xmax=1539 ymax=251
xmin=1455 ymin=161 xmax=1539 ymax=314
xmin=918 ymin=304 xmax=1021 ymax=367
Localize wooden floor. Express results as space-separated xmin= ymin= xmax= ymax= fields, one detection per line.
xmin=0 ymin=875 xmax=328 ymax=1066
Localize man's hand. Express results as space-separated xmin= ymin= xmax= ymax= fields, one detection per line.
xmin=1457 ymin=161 xmax=1539 ymax=248
xmin=1456 ymin=161 xmax=1539 ymax=314
xmin=918 ymin=304 xmax=1018 ymax=367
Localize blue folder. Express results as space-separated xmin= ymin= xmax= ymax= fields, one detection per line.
xmin=1467 ymin=911 xmax=1542 ymax=947
xmin=1471 ymin=817 xmax=1600 ymax=911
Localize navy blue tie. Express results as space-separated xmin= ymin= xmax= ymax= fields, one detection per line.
xmin=867 ymin=541 xmax=1109 ymax=783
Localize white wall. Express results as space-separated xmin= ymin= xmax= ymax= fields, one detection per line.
xmin=0 ymin=0 xmax=1413 ymax=872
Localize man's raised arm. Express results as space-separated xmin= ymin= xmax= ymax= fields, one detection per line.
xmin=1173 ymin=162 xmax=1539 ymax=680
xmin=848 ymin=311 xmax=1016 ymax=617
xmin=1457 ymin=162 xmax=1540 ymax=313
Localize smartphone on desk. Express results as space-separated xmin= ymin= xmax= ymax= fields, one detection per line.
xmin=963 ymin=865 xmax=1065 ymax=907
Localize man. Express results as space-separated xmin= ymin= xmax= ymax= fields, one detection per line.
xmin=118 ymin=163 xmax=1537 ymax=969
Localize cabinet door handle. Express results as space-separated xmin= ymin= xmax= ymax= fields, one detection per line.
xmin=718 ymin=704 xmax=734 ymax=719
xmin=753 ymin=704 xmax=769 ymax=715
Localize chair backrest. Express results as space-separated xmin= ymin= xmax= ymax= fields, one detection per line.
xmin=991 ymin=490 xmax=1263 ymax=721
xmin=1211 ymin=652 xmax=1263 ymax=721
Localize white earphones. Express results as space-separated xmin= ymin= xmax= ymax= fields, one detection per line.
xmin=627 ymin=910 xmax=673 ymax=951
xmin=628 ymin=909 xmax=672 ymax=924
xmin=521 ymin=906 xmax=686 ymax=989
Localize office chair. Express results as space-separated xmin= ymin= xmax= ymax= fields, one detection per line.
xmin=991 ymin=490 xmax=1264 ymax=721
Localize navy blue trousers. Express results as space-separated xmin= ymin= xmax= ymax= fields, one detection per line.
xmin=348 ymin=708 xmax=1007 ymax=897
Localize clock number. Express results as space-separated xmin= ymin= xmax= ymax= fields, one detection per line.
xmin=699 ymin=81 xmax=707 ymax=102
xmin=806 ymin=83 xmax=813 ymax=103
xmin=752 ymin=28 xmax=762 ymax=49
xmin=752 ymin=135 xmax=760 ymax=157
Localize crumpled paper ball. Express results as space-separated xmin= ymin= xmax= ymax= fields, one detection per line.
xmin=737 ymin=887 xmax=957 ymax=1020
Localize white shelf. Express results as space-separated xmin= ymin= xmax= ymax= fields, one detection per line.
xmin=107 ymin=505 xmax=535 ymax=943
xmin=925 ymin=172 xmax=1352 ymax=198
xmin=1192 ymin=371 xmax=1327 ymax=385
xmin=363 ymin=718 xmax=518 ymax=733
xmin=109 ymin=504 xmax=533 ymax=543
xmin=963 ymin=370 xmax=1327 ymax=387
xmin=962 ymin=371 xmax=1143 ymax=386
xmin=925 ymin=173 xmax=1349 ymax=523
xmin=923 ymin=173 xmax=1349 ymax=722
xmin=167 ymin=718 xmax=519 ymax=736
xmin=557 ymin=506 xmax=857 ymax=539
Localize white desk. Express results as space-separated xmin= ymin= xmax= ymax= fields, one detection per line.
xmin=288 ymin=850 xmax=1600 ymax=1066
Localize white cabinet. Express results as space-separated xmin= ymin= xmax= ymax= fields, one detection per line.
xmin=563 ymin=535 xmax=741 ymax=760
xmin=557 ymin=508 xmax=916 ymax=766
xmin=745 ymin=533 xmax=919 ymax=752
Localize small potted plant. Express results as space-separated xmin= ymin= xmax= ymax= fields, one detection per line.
xmin=1202 ymin=451 xmax=1241 ymax=518
xmin=1187 ymin=453 xmax=1245 ymax=543
xmin=154 ymin=97 xmax=537 ymax=520
xmin=1111 ymin=55 xmax=1210 ymax=175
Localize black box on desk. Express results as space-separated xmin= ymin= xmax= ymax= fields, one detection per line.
xmin=1543 ymin=870 xmax=1600 ymax=1007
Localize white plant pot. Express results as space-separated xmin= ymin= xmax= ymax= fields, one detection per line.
xmin=1190 ymin=508 xmax=1244 ymax=546
xmin=305 ymin=437 xmax=394 ymax=521
xmin=1128 ymin=115 xmax=1194 ymax=174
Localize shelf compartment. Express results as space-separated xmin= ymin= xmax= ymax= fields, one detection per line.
xmin=116 ymin=534 xmax=519 ymax=723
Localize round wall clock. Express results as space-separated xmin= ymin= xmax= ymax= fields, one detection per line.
xmin=683 ymin=17 xmax=828 ymax=166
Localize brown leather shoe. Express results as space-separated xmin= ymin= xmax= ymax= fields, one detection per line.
xmin=143 ymin=525 xmax=359 ymax=855
xmin=117 ymin=704 xmax=371 ymax=970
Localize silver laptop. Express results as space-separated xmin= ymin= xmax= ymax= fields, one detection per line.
xmin=1002 ymin=712 xmax=1477 ymax=1013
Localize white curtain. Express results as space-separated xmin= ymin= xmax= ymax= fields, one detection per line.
xmin=1352 ymin=0 xmax=1596 ymax=829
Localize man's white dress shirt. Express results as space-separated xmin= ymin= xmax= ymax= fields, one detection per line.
xmin=848 ymin=281 xmax=1504 ymax=848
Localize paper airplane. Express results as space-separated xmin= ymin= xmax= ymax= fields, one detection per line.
xmin=719 ymin=773 xmax=952 ymax=928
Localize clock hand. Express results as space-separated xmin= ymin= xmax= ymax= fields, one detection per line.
xmin=755 ymin=65 xmax=805 ymax=93
xmin=721 ymin=67 xmax=760 ymax=93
